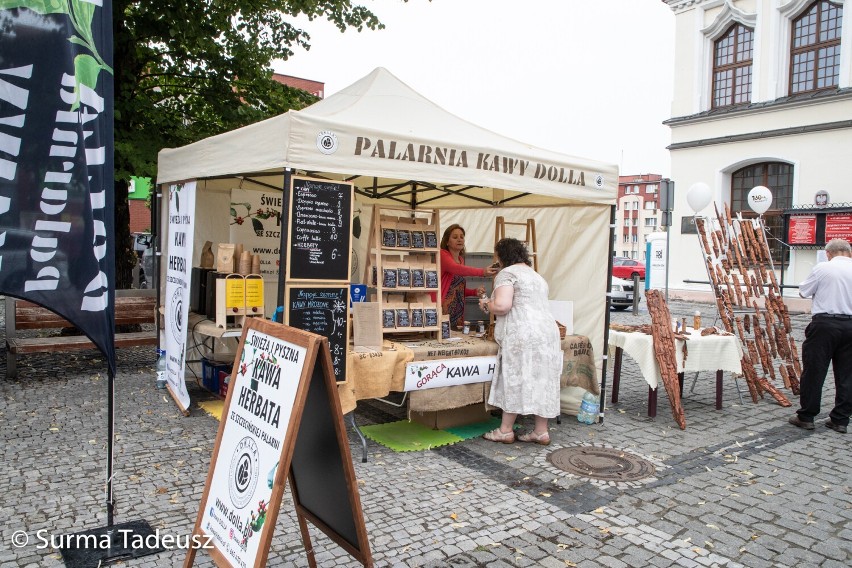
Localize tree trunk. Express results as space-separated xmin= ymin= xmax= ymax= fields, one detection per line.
xmin=114 ymin=179 xmax=135 ymax=290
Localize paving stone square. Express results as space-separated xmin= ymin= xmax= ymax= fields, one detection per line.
xmin=1 ymin=298 xmax=850 ymax=567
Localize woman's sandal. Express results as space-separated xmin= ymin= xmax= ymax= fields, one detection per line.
xmin=482 ymin=428 xmax=515 ymax=444
xmin=517 ymin=430 xmax=551 ymax=446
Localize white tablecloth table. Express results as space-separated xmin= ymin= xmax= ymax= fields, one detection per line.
xmin=607 ymin=328 xmax=744 ymax=416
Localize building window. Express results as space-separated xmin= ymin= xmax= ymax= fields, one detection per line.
xmin=731 ymin=162 xmax=794 ymax=264
xmin=791 ymin=1 xmax=842 ymax=94
xmin=713 ymin=24 xmax=753 ymax=108
xmin=645 ymin=218 xmax=658 ymax=227
xmin=646 ymin=184 xmax=657 ymax=193
xmin=644 ymin=202 xmax=657 ymax=211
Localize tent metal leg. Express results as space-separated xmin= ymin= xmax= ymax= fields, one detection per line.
xmin=346 ymin=412 xmax=368 ymax=463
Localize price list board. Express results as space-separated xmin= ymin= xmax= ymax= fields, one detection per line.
xmin=285 ymin=285 xmax=349 ymax=382
xmin=287 ymin=177 xmax=353 ymax=282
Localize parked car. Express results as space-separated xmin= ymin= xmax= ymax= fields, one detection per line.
xmin=612 ymin=258 xmax=645 ymax=280
xmin=610 ymin=276 xmax=641 ymax=310
xmin=131 ymin=232 xmax=154 ymax=289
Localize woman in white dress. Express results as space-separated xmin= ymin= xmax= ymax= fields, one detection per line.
xmin=479 ymin=238 xmax=563 ymax=445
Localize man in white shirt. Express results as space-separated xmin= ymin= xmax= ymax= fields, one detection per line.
xmin=789 ymin=239 xmax=852 ymax=434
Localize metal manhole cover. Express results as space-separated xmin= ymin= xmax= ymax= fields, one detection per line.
xmin=548 ymin=446 xmax=656 ymax=482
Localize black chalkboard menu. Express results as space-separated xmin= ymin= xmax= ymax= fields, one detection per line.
xmin=285 ymin=286 xmax=349 ymax=382
xmin=287 ymin=177 xmax=353 ymax=282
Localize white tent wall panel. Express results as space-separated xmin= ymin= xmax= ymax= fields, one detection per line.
xmin=440 ymin=205 xmax=610 ymax=382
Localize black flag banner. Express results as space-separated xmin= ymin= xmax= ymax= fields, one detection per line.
xmin=0 ymin=0 xmax=116 ymax=374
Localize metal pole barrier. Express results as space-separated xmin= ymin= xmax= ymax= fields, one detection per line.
xmin=664 ymin=212 xmax=671 ymax=303
xmin=632 ymin=272 xmax=640 ymax=315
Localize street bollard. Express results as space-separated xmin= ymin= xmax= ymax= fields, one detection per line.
xmin=632 ymin=273 xmax=641 ymax=315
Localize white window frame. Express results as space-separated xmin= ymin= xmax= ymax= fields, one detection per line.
xmin=698 ymin=2 xmax=759 ymax=110
xmin=775 ymin=0 xmax=850 ymax=97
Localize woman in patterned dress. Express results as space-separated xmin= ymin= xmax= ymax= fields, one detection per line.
xmin=480 ymin=238 xmax=563 ymax=446
xmin=439 ymin=224 xmax=498 ymax=328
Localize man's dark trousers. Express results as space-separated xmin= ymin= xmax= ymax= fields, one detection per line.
xmin=797 ymin=314 xmax=852 ymax=427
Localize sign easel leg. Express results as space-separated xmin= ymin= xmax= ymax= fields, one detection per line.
xmin=296 ymin=512 xmax=317 ymax=568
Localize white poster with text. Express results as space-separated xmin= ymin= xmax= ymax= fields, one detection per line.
xmin=229 ymin=188 xmax=283 ymax=281
xmin=164 ymin=181 xmax=196 ymax=410
xmin=404 ymin=356 xmax=497 ymax=391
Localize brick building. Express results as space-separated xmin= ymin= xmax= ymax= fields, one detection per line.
xmin=271 ymin=73 xmax=325 ymax=98
xmin=615 ymin=174 xmax=663 ymax=260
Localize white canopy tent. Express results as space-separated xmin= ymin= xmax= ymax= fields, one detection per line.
xmin=157 ymin=67 xmax=619 ymax=387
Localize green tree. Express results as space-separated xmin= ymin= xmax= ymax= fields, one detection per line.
xmin=113 ymin=1 xmax=395 ymax=286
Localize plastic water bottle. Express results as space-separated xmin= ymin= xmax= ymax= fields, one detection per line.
xmin=156 ymin=349 xmax=167 ymax=389
xmin=577 ymin=391 xmax=600 ymax=424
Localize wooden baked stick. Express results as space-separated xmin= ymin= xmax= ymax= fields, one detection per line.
xmin=746 ymin=339 xmax=761 ymax=375
xmin=697 ymin=218 xmax=712 ymax=258
xmin=731 ymin=235 xmax=749 ymax=278
xmin=768 ymin=270 xmax=780 ymax=295
xmin=744 ymin=219 xmax=763 ymax=263
xmin=779 ymin=364 xmax=791 ymax=390
xmin=731 ymin=273 xmax=745 ymax=306
xmin=739 ymin=350 xmax=763 ymax=402
xmin=763 ymin=311 xmax=778 ymax=359
xmin=781 ymin=300 xmax=792 ymax=334
xmin=757 ymin=376 xmax=792 ymax=407
xmin=645 ymin=289 xmax=686 ymax=430
xmin=751 ymin=274 xmax=763 ymax=297
xmin=753 ymin=319 xmax=777 ymax=382
xmin=757 ymin=222 xmax=773 ymax=265
xmin=787 ymin=363 xmax=800 ymax=395
xmin=714 ymin=202 xmax=728 ymax=247
xmin=789 ymin=337 xmax=802 ymax=376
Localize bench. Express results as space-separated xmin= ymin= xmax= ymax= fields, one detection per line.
xmin=4 ymin=289 xmax=158 ymax=379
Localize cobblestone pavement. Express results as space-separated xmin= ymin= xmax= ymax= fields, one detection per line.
xmin=1 ymin=299 xmax=850 ymax=568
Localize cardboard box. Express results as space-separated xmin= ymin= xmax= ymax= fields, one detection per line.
xmin=410 ymin=403 xmax=491 ymax=430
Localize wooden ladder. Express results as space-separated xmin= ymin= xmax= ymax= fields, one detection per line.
xmin=494 ymin=216 xmax=538 ymax=271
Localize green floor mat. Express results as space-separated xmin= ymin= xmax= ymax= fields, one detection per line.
xmin=443 ymin=417 xmax=504 ymax=440
xmin=360 ymin=420 xmax=463 ymax=452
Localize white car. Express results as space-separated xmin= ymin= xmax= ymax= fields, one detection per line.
xmin=610 ymin=276 xmax=641 ymax=310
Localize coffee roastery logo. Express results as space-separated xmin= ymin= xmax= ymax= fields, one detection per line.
xmin=170 ymin=288 xmax=184 ymax=344
xmin=316 ymin=131 xmax=339 ymax=155
xmin=229 ymin=436 xmax=260 ymax=509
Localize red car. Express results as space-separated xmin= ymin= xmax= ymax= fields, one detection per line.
xmin=612 ymin=258 xmax=645 ymax=280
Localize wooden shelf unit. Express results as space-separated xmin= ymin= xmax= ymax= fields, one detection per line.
xmin=365 ymin=206 xmax=443 ymax=338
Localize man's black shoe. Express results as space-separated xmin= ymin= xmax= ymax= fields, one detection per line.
xmin=788 ymin=415 xmax=814 ymax=430
xmin=825 ymin=420 xmax=847 ymax=434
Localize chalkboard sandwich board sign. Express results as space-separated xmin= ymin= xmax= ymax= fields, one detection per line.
xmin=287 ymin=176 xmax=353 ymax=282
xmin=185 ymin=319 xmax=372 ymax=568
xmin=285 ymin=285 xmax=349 ymax=383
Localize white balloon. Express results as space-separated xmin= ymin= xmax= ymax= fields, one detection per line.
xmin=748 ymin=186 xmax=773 ymax=215
xmin=686 ymin=182 xmax=713 ymax=213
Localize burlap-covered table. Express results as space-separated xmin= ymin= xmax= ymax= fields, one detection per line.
xmin=339 ymin=333 xmax=596 ymax=413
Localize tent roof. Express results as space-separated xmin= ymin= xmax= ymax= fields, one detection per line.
xmin=157 ymin=67 xmax=618 ymax=208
